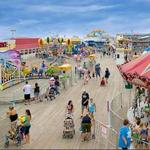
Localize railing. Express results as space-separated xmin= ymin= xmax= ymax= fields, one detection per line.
xmin=108 ymin=90 xmax=150 ymax=149
xmin=94 ymin=120 xmax=117 ymax=149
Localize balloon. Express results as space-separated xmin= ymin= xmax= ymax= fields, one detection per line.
xmin=66 ymin=38 xmax=72 ymax=46
xmin=58 ymin=37 xmax=64 ymax=44
xmin=46 ymin=37 xmax=50 ymax=44
xmin=19 ymin=116 xmax=25 ymax=124
xmin=38 ymin=38 xmax=44 ymax=47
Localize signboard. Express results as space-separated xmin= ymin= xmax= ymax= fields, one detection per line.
xmin=101 ymin=124 xmax=107 ymax=138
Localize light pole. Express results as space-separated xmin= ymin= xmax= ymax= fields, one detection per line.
xmin=10 ymin=29 xmax=16 ymax=38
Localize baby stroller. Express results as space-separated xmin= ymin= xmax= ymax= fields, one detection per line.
xmin=4 ymin=125 xmax=23 ymax=148
xmin=45 ymin=86 xmax=56 ymax=101
xmin=62 ymin=114 xmax=75 ymax=139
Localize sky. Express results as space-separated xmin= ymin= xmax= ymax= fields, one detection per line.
xmin=0 ymin=0 xmax=150 ymax=39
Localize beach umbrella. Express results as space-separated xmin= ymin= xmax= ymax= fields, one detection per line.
xmin=58 ymin=64 xmax=72 ymax=71
xmin=118 ymin=53 xmax=150 ymax=88
xmin=88 ymin=54 xmax=96 ymax=59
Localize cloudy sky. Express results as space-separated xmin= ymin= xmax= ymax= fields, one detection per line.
xmin=0 ymin=0 xmax=150 ymax=39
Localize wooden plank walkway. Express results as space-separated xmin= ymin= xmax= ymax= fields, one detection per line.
xmin=0 ymin=54 xmax=126 ymax=149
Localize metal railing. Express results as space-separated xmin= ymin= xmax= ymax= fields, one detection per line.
xmin=108 ymin=90 xmax=150 ymax=149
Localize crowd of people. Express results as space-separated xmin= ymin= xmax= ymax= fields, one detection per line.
xmin=75 ymin=61 xmax=110 ymax=86
xmin=4 ymin=50 xmax=114 ymax=148
xmin=23 ymin=74 xmax=60 ymax=105
xmin=65 ymin=90 xmax=96 ymax=142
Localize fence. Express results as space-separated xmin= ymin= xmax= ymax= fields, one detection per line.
xmin=94 ymin=120 xmax=117 ymax=149
xmin=107 ymin=93 xmax=124 ymax=149
xmin=108 ymin=89 xmax=150 ymax=149
xmin=0 ymin=72 xmax=78 ymax=105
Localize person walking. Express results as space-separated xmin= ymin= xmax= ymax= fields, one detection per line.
xmin=7 ymin=106 xmax=18 ymax=128
xmin=95 ymin=63 xmax=101 ymax=79
xmin=140 ymin=122 xmax=148 ymax=149
xmin=23 ymin=81 xmax=32 ymax=105
xmin=80 ymin=113 xmax=92 ymax=142
xmin=24 ymin=109 xmax=31 ymax=144
xmin=88 ymin=98 xmax=96 ymax=119
xmin=104 ymin=68 xmax=110 ymax=84
xmin=55 ymin=78 xmax=60 ymax=95
xmin=81 ymin=91 xmax=89 ymax=117
xmin=34 ymin=83 xmax=41 ymax=102
xmin=66 ymin=100 xmax=74 ymax=114
xmin=118 ymin=119 xmax=131 ymax=150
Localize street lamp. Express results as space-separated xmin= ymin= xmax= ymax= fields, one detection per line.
xmin=10 ymin=29 xmax=16 ymax=38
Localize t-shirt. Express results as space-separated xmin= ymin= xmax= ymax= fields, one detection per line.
xmin=34 ymin=86 xmax=40 ymax=93
xmin=82 ymin=115 xmax=91 ymax=123
xmin=82 ymin=92 xmax=89 ymax=106
xmin=23 ymin=84 xmax=32 ymax=95
xmin=118 ymin=125 xmax=131 ymax=148
xmin=41 ymin=63 xmax=46 ymax=69
xmin=89 ymin=103 xmax=95 ymax=113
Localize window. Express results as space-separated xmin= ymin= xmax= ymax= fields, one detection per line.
xmin=25 ymin=50 xmax=28 ymax=54
xmin=29 ymin=49 xmax=32 ymax=54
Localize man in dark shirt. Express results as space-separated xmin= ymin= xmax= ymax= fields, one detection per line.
xmin=95 ymin=64 xmax=101 ymax=78
xmin=81 ymin=91 xmax=89 ymax=116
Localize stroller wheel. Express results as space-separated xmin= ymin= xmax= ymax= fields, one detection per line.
xmin=70 ymin=135 xmax=73 ymax=138
xmin=16 ymin=138 xmax=21 ymax=146
xmin=4 ymin=141 xmax=9 ymax=148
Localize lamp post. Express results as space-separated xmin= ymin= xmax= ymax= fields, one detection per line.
xmin=10 ymin=29 xmax=16 ymax=38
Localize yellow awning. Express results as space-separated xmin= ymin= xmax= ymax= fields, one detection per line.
xmin=58 ymin=64 xmax=72 ymax=71
xmin=88 ymin=54 xmax=96 ymax=59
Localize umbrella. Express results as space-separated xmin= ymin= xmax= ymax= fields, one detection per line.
xmin=88 ymin=54 xmax=96 ymax=59
xmin=118 ymin=53 xmax=150 ymax=88
xmin=58 ymin=64 xmax=72 ymax=71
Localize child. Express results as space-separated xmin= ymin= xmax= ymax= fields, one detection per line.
xmin=100 ymin=77 xmax=106 ymax=86
xmin=34 ymin=83 xmax=41 ymax=102
xmin=83 ymin=74 xmax=89 ymax=85
xmin=88 ymin=98 xmax=96 ymax=119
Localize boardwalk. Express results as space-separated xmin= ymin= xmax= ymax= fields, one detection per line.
xmin=0 ymin=54 xmax=125 ymax=149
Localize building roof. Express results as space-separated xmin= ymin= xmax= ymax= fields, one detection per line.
xmin=12 ymin=37 xmax=40 ymax=51
xmin=15 ymin=43 xmax=39 ymax=51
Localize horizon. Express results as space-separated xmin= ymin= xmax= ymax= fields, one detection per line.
xmin=1 ymin=0 xmax=150 ymax=40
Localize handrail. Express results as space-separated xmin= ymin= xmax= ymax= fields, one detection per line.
xmin=109 ymin=93 xmax=124 ymax=121
xmin=109 ymin=92 xmax=150 ymax=148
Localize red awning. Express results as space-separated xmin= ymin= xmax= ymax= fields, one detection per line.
xmin=118 ymin=53 xmax=150 ymax=88
xmin=12 ymin=37 xmax=39 ymax=51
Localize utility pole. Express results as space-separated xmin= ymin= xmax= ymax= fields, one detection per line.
xmin=10 ymin=29 xmax=16 ymax=38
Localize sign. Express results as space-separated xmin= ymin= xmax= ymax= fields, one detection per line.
xmin=101 ymin=124 xmax=107 ymax=138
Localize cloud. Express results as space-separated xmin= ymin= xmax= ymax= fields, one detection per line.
xmin=26 ymin=4 xmax=119 ymax=13
xmin=17 ymin=19 xmax=39 ymax=26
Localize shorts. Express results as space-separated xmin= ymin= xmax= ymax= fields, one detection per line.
xmin=24 ymin=125 xmax=31 ymax=135
xmin=82 ymin=105 xmax=88 ymax=111
xmin=95 ymin=72 xmax=100 ymax=77
xmin=81 ymin=123 xmax=91 ymax=133
xmin=24 ymin=94 xmax=30 ymax=100
xmin=34 ymin=92 xmax=39 ymax=97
